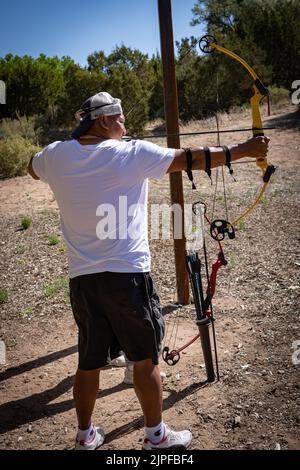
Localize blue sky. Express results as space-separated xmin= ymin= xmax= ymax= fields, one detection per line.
xmin=0 ymin=0 xmax=203 ymax=66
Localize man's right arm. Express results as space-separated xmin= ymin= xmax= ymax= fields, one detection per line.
xmin=27 ymin=156 xmax=40 ymax=180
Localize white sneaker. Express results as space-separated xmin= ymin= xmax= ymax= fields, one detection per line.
xmin=123 ymin=369 xmax=167 ymax=385
xmin=142 ymin=425 xmax=192 ymax=450
xmin=75 ymin=426 xmax=105 ymax=450
xmin=108 ymin=354 xmax=126 ymax=367
xmin=123 ymin=368 xmax=134 ymax=384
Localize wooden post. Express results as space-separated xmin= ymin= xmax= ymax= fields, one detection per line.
xmin=157 ymin=0 xmax=189 ymax=304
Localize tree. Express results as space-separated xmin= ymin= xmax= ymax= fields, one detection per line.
xmin=0 ymin=54 xmax=65 ymax=120
xmin=104 ymin=46 xmax=157 ymax=134
xmin=191 ymin=0 xmax=300 ymax=88
xmin=56 ymin=58 xmax=106 ymax=126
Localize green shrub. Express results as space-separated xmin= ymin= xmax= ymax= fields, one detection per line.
xmin=0 ymin=288 xmax=8 ymax=304
xmin=44 ymin=277 xmax=69 ymax=299
xmin=21 ymin=216 xmax=32 ymax=230
xmin=0 ymin=136 xmax=41 ymax=178
xmin=48 ymin=235 xmax=59 ymax=245
xmin=269 ymin=87 xmax=290 ymax=105
xmin=18 ymin=307 xmax=33 ymax=318
xmin=237 ymin=219 xmax=246 ymax=231
xmin=0 ymin=115 xmax=41 ymax=144
xmin=14 ymin=244 xmax=26 ymax=254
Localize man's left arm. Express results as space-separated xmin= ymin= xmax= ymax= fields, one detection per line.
xmin=167 ymin=136 xmax=269 ymax=173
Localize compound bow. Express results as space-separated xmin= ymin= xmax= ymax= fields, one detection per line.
xmin=162 ymin=36 xmax=276 ymax=381
xmin=199 ymin=35 xmax=276 ymax=241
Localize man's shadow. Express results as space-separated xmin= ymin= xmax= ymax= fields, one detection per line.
xmin=0 ymin=303 xmax=209 ymax=440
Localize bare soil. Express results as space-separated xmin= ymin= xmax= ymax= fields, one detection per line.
xmin=0 ymin=104 xmax=299 ymax=450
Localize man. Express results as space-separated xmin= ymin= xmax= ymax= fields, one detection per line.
xmin=28 ymin=91 xmax=269 ymax=450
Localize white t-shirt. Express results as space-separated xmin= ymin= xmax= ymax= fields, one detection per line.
xmin=32 ymin=139 xmax=175 ymax=278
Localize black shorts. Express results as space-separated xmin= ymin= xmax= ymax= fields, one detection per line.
xmin=69 ymin=272 xmax=165 ymax=370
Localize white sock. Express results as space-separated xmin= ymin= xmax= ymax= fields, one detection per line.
xmin=77 ymin=423 xmax=94 ymax=441
xmin=125 ymin=358 xmax=134 ymax=371
xmin=145 ymin=421 xmax=166 ymax=444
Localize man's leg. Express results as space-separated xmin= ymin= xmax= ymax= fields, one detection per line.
xmin=133 ymin=359 xmax=162 ymax=427
xmin=134 ymin=358 xmax=192 ymax=450
xmin=73 ymin=367 xmax=101 ymax=430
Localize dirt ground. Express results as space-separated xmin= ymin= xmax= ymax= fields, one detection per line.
xmin=0 ymin=104 xmax=299 ymax=451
